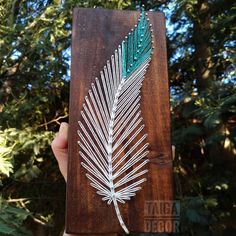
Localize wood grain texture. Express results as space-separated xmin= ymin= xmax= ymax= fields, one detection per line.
xmin=66 ymin=8 xmax=173 ymax=234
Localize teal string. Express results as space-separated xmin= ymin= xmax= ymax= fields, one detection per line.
xmin=122 ymin=8 xmax=153 ymax=78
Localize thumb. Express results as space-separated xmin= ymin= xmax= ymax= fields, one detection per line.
xmin=51 ymin=122 xmax=69 ymax=181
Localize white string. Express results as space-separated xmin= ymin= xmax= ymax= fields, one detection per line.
xmin=84 ymin=97 xmax=108 ymax=139
xmin=81 ymin=110 xmax=106 ymax=145
xmin=112 ymin=124 xmax=145 ymax=159
xmin=113 ymin=152 xmax=149 ymax=179
xmin=117 ymin=78 xmax=143 ymax=106
xmin=80 ymin=113 xmax=107 ymax=156
xmin=77 ymin=13 xmax=153 ymax=233
xmin=95 ymin=78 xmax=110 ymax=122
xmin=113 ymin=117 xmax=143 ymax=151
xmin=114 ymin=96 xmax=141 ymax=127
xmin=104 ymin=65 xmax=114 ymax=110
xmin=81 ymin=106 xmax=107 ymax=143
xmin=113 ymin=111 xmax=141 ymax=141
xmin=81 ymin=160 xmax=110 ymax=187
xmin=113 ymin=103 xmax=140 ymax=133
xmin=115 ymin=88 xmax=141 ymax=116
xmin=113 ymin=141 xmax=149 ymax=169
xmin=108 ymin=58 xmax=115 ymax=97
xmin=91 ymin=82 xmax=109 ymax=126
xmin=100 ymin=70 xmax=112 ymax=112
xmin=78 ymin=132 xmax=108 ymax=173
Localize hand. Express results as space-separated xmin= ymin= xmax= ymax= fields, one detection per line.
xmin=51 ymin=122 xmax=69 ymax=182
xmin=51 ymin=122 xmax=77 ymax=236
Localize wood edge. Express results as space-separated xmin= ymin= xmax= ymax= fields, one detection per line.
xmin=66 ymin=8 xmax=174 ymax=234
xmin=65 ymin=8 xmax=79 ymax=234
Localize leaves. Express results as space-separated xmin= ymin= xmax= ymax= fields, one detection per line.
xmin=0 ymin=133 xmax=13 ymax=177
xmin=0 ymin=153 xmax=13 ymax=178
xmin=0 ymin=128 xmax=54 ymax=182
xmin=0 ymin=0 xmax=235 ymax=235
xmin=0 ymin=198 xmax=32 ymax=236
xmin=181 ymin=197 xmax=216 ymax=235
xmin=0 ymin=1 xmax=136 ymax=234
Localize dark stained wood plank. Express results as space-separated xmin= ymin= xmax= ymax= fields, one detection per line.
xmin=66 ymin=7 xmax=173 ymax=234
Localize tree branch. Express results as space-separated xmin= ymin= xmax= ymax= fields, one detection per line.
xmin=37 ymin=114 xmax=68 ymax=128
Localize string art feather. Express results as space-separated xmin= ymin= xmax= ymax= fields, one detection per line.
xmin=77 ymin=8 xmax=154 ymax=234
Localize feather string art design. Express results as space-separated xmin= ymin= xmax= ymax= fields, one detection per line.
xmin=77 ymin=7 xmax=154 ymax=234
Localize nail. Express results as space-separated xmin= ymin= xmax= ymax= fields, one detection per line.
xmin=59 ymin=122 xmax=68 ymax=136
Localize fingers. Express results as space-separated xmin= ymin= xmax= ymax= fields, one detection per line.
xmin=51 ymin=122 xmax=69 ymax=181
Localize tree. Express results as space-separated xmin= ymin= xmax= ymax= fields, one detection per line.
xmin=0 ymin=1 xmax=133 ymax=235
xmin=166 ymin=0 xmax=236 ymax=235
xmin=0 ymin=0 xmax=235 ymax=235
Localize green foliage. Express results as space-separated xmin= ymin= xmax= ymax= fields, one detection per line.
xmin=180 ymin=196 xmax=216 ymax=236
xmin=168 ymin=0 xmax=236 ymax=234
xmin=172 ymin=83 xmax=236 ymax=235
xmin=0 ymin=197 xmax=32 ymax=236
xmin=0 ymin=0 xmax=235 ymax=235
xmin=0 ymin=0 xmax=134 ymax=234
xmin=0 ymin=128 xmax=54 ymax=181
xmin=0 ymin=133 xmax=13 ymax=178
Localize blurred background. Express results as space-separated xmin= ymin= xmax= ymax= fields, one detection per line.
xmin=0 ymin=0 xmax=235 ymax=235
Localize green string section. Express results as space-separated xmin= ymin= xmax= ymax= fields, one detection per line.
xmin=122 ymin=7 xmax=153 ymax=78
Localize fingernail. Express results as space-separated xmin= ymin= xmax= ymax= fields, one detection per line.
xmin=59 ymin=122 xmax=68 ymax=136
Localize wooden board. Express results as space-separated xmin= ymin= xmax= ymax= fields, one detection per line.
xmin=66 ymin=7 xmax=173 ymax=234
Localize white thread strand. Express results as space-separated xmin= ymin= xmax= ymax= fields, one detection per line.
xmin=113 ymin=109 xmax=141 ymax=139
xmin=78 ymin=15 xmax=153 ymax=234
xmin=114 ymin=96 xmax=141 ymax=126
xmin=82 ymin=106 xmax=108 ymax=143
xmin=81 ymin=111 xmax=107 ymax=145
xmin=113 ymin=118 xmax=143 ymax=151
xmin=95 ymin=78 xmax=111 ymax=122
xmin=78 ymin=135 xmax=108 ymax=173
xmin=80 ymin=113 xmax=108 ymax=156
xmin=113 ymin=103 xmax=140 ymax=133
xmin=113 ymin=141 xmax=148 ymax=169
xmin=84 ymin=98 xmax=108 ymax=139
xmin=89 ymin=90 xmax=109 ymax=136
xmin=92 ymin=82 xmax=109 ymax=126
xmin=104 ymin=65 xmax=114 ymax=109
xmin=112 ymin=124 xmax=145 ymax=160
xmin=100 ymin=70 xmax=112 ymax=112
